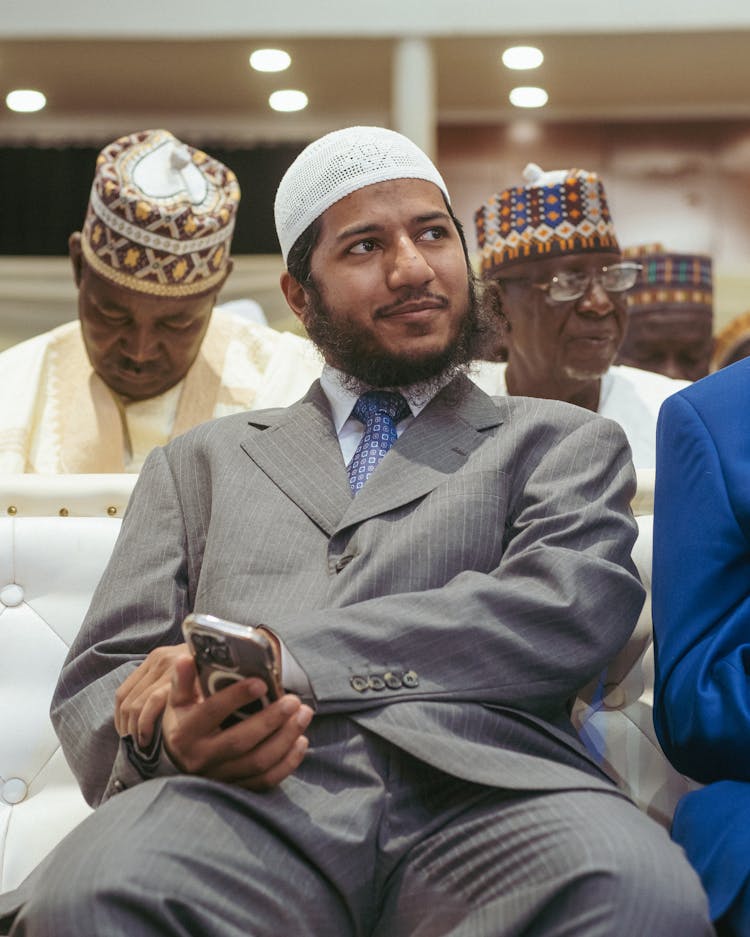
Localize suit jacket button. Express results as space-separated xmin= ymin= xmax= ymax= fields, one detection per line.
xmin=368 ymin=675 xmax=386 ymax=691
xmin=402 ymin=670 xmax=419 ymax=688
xmin=383 ymin=671 xmax=402 ymax=689
xmin=350 ymin=675 xmax=369 ymax=692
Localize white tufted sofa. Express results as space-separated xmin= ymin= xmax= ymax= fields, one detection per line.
xmin=0 ymin=474 xmax=135 ymax=894
xmin=0 ymin=469 xmax=695 ymax=897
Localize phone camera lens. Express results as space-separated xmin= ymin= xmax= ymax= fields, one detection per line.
xmin=192 ymin=633 xmax=210 ymax=658
xmin=212 ymin=643 xmax=232 ymax=665
xmin=191 ymin=628 xmax=235 ymax=666
xmin=192 ymin=632 xmax=231 ymax=665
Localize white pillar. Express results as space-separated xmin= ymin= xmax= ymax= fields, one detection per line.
xmin=392 ymin=37 xmax=437 ymax=160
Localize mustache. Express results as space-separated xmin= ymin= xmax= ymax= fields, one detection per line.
xmin=111 ymin=355 xmax=161 ymax=375
xmin=374 ymin=290 xmax=450 ymax=319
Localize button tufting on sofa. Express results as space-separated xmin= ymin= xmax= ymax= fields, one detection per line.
xmin=2 ymin=779 xmax=28 ymax=805
xmin=0 ymin=584 xmax=24 ymax=607
xmin=0 ymin=473 xmax=137 ymax=896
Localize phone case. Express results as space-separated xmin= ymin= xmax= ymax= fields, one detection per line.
xmin=182 ymin=613 xmax=282 ymax=726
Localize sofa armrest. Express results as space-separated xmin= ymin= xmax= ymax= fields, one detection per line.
xmin=0 ymin=475 xmax=135 ymax=894
xmin=572 ymin=472 xmax=702 ymax=828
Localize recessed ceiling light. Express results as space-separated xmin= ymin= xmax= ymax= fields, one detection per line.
xmin=269 ymin=90 xmax=308 ymax=113
xmin=502 ymin=46 xmax=544 ymax=70
xmin=509 ymin=86 xmax=548 ymax=109
xmin=6 ymin=89 xmax=46 ymax=113
xmin=250 ymin=49 xmax=291 ymax=73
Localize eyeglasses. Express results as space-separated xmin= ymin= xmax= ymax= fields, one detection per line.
xmin=505 ymin=262 xmax=642 ymax=304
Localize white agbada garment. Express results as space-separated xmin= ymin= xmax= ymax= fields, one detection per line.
xmin=470 ymin=361 xmax=689 ymax=469
xmin=0 ymin=308 xmax=322 ymax=474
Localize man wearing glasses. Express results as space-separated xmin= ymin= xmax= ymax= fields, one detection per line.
xmin=472 ymin=164 xmax=688 ymax=468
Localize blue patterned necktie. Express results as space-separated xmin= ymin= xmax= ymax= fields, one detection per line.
xmin=347 ymin=391 xmax=411 ymax=494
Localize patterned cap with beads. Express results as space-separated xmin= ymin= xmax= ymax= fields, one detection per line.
xmin=474 ymin=163 xmax=620 ymax=277
xmin=81 ymin=129 xmax=240 ymax=297
xmin=623 ymin=243 xmax=713 ymax=318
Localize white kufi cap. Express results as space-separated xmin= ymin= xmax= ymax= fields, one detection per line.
xmin=274 ymin=125 xmax=450 ymax=264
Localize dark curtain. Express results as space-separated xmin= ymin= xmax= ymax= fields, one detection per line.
xmin=0 ymin=141 xmax=306 ymax=256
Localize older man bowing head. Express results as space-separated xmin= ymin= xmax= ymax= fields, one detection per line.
xmin=0 ymin=128 xmax=319 ymax=473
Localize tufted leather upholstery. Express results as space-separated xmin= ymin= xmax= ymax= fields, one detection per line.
xmin=0 ymin=475 xmax=135 ymax=894
xmin=0 ymin=469 xmax=692 ymax=896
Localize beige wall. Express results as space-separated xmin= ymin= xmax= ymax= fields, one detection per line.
xmin=0 ymin=256 xmax=302 ymax=353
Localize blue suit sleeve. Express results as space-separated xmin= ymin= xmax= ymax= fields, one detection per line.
xmin=653 ymin=391 xmax=750 ymax=782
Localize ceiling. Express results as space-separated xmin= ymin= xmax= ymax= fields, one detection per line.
xmin=1 ymin=31 xmax=749 ymax=144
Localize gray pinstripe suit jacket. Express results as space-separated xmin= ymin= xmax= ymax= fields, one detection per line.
xmin=51 ymin=374 xmax=645 ymax=807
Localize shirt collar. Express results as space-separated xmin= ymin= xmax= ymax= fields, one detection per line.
xmin=319 ymin=364 xmax=455 ymax=434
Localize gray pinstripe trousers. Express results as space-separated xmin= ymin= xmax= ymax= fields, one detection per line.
xmin=10 ymin=717 xmax=711 ymax=936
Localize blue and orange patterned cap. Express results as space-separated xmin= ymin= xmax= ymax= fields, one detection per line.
xmin=623 ymin=243 xmax=713 ymax=318
xmin=81 ymin=129 xmax=240 ymax=297
xmin=474 ymin=163 xmax=620 ymax=277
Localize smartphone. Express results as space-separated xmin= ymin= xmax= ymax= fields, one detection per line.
xmin=181 ymin=613 xmax=282 ymax=727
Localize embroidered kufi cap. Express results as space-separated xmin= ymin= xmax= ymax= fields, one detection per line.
xmin=274 ymin=125 xmax=450 ymax=264
xmin=474 ymin=163 xmax=620 ymax=277
xmin=623 ymin=243 xmax=713 ymax=319
xmin=81 ymin=128 xmax=240 ymax=297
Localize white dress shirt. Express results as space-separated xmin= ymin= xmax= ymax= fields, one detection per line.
xmin=318 ymin=363 xmax=453 ymax=463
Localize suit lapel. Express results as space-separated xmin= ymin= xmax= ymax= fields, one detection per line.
xmin=239 ymin=382 xmax=352 ymax=536
xmin=336 ymin=374 xmax=504 ymax=532
xmin=239 ymin=374 xmax=504 ymax=536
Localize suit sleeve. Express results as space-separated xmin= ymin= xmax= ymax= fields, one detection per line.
xmin=275 ymin=412 xmax=644 ymax=719
xmin=50 ymin=447 xmax=191 ymax=806
xmin=653 ymin=392 xmax=750 ymax=783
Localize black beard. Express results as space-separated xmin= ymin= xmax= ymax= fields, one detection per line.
xmin=301 ymin=274 xmax=490 ymax=389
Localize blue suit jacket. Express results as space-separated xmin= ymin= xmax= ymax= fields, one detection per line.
xmin=653 ymin=357 xmax=750 ymax=781
xmin=653 ymin=357 xmax=750 ymax=924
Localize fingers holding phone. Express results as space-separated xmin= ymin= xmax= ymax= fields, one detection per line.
xmin=114 ymin=643 xmax=192 ymax=747
xmin=159 ymin=613 xmax=313 ymax=790
xmin=163 ymin=659 xmax=313 ymax=790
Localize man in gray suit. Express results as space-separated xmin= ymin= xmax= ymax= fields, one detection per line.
xmin=4 ymin=127 xmax=710 ymax=935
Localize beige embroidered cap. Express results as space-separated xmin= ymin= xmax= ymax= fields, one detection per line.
xmin=81 ymin=128 xmax=240 ymax=297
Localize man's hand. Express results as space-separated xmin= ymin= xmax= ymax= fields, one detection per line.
xmin=162 ymin=656 xmax=313 ymax=791
xmin=115 ymin=644 xmax=189 ymax=747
